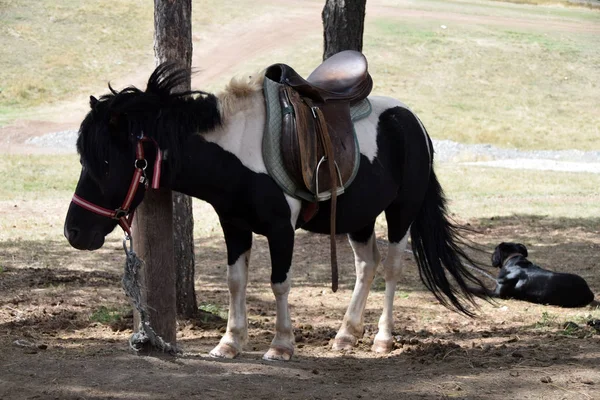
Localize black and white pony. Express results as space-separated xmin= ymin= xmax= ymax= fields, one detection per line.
xmin=64 ymin=64 xmax=487 ymax=360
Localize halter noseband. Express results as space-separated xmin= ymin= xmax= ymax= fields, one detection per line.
xmin=71 ymin=136 xmax=163 ymax=236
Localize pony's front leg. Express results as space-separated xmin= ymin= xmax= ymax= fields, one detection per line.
xmin=263 ymin=225 xmax=295 ymax=361
xmin=209 ymin=222 xmax=252 ymax=359
xmin=263 ymin=195 xmax=300 ymax=361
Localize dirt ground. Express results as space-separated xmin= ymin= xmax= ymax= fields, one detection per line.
xmin=2 ymin=1 xmax=600 ymax=399
xmin=1 ymin=211 xmax=599 ymax=400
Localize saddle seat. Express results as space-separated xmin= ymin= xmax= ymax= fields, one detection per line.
xmin=268 ymin=50 xmax=372 ymax=104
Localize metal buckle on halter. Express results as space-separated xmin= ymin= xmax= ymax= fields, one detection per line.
xmin=134 ymin=159 xmax=148 ymax=170
xmin=134 ymin=159 xmax=149 ymax=187
xmin=113 ymin=208 xmax=129 ymax=219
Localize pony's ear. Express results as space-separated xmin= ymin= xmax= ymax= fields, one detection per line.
xmin=108 ymin=112 xmax=120 ymax=131
xmin=90 ymin=96 xmax=98 ymax=108
xmin=107 ymin=112 xmax=136 ymax=145
xmin=107 ymin=112 xmax=130 ymax=141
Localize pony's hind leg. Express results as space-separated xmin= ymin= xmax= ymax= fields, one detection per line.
xmin=333 ymin=222 xmax=380 ymax=350
xmin=371 ymin=201 xmax=415 ymax=353
xmin=372 ymin=231 xmax=409 ymax=353
xmin=209 ymin=223 xmax=252 ymax=359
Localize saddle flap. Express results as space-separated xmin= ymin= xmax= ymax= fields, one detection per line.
xmin=279 ymin=86 xmax=356 ymax=197
xmin=280 ymin=86 xmax=318 ymax=191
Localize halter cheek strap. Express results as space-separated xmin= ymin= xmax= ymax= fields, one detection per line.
xmin=70 ymin=138 xmax=163 ymax=236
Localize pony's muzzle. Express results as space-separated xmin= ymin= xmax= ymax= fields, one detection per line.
xmin=64 ymin=225 xmax=105 ymax=251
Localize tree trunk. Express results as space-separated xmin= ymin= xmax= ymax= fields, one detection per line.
xmin=131 ymin=0 xmax=195 ymax=352
xmin=322 ymin=0 xmax=367 ymax=60
xmin=172 ymin=192 xmax=197 ymax=317
xmin=154 ymin=0 xmax=198 ymax=318
xmin=132 ymin=189 xmax=177 ymax=350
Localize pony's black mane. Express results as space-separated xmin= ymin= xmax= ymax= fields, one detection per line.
xmin=77 ymin=63 xmax=221 ymax=181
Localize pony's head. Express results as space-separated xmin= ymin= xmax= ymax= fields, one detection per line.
xmin=64 ymin=63 xmax=220 ymax=250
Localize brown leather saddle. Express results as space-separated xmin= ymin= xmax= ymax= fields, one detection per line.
xmin=265 ymin=50 xmax=373 ymax=292
xmin=265 ymin=50 xmax=372 ymax=201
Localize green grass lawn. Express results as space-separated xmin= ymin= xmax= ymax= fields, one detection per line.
xmin=0 ymin=0 xmax=598 ymax=230
xmin=0 ymin=154 xmax=79 ymax=200
xmin=185 ymin=0 xmax=600 ymax=151
xmin=0 ymin=154 xmax=597 ymax=242
xmin=0 ymin=0 xmax=275 ymax=120
xmin=1 ymin=0 xmax=598 ymax=151
xmin=436 ymin=163 xmax=600 ymax=220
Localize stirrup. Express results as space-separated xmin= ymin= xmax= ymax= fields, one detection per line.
xmin=315 ymin=156 xmax=344 ymax=201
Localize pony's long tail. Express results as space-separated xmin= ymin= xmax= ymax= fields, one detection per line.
xmin=409 ymin=168 xmax=489 ymax=317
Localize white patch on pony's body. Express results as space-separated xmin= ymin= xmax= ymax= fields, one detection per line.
xmin=203 ymin=75 xmax=267 ymax=174
xmin=354 ymin=96 xmax=401 ymax=163
xmin=355 ymin=96 xmax=431 ymax=163
xmin=205 ymin=77 xmax=432 ymax=174
xmin=284 ymin=194 xmax=301 ymax=228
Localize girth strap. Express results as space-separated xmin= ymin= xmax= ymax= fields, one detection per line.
xmin=308 ymin=99 xmax=339 ymax=292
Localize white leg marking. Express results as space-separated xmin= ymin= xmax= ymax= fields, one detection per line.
xmin=263 ymin=277 xmax=295 ymax=361
xmin=261 ymin=195 xmax=298 ymax=361
xmin=210 ymin=250 xmax=250 ymax=359
xmin=333 ymin=232 xmax=381 ymax=350
xmin=373 ymin=233 xmax=409 ymax=353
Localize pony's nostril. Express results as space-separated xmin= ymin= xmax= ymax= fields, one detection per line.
xmin=65 ymin=226 xmax=80 ymax=243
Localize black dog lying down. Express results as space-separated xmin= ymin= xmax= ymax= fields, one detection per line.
xmin=474 ymin=242 xmax=594 ymax=308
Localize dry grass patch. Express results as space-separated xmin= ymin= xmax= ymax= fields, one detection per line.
xmin=436 ymin=164 xmax=600 ymax=220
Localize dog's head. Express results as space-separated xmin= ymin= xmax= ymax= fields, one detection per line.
xmin=492 ymin=242 xmax=528 ymax=268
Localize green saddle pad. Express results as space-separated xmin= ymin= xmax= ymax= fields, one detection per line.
xmin=262 ymin=75 xmax=372 ymax=202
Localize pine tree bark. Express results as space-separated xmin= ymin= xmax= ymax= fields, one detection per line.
xmin=154 ymin=0 xmax=198 ymax=318
xmin=172 ymin=192 xmax=197 ymax=317
xmin=322 ymin=0 xmax=367 ymax=60
xmin=132 ymin=189 xmax=177 ymax=349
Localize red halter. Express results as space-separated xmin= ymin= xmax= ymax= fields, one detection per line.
xmin=71 ymin=137 xmax=163 ymax=236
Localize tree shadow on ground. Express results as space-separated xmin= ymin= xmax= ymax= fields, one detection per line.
xmin=1 ymin=329 xmax=598 ymax=400
xmin=1 ymin=213 xmax=599 ymax=399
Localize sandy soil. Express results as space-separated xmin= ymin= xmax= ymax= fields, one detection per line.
xmin=1 ymin=211 xmax=599 ymax=400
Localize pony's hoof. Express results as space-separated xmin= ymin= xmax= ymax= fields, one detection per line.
xmin=372 ymin=339 xmax=393 ymax=354
xmin=332 ymin=335 xmax=356 ymax=351
xmin=209 ymin=343 xmax=239 ymax=359
xmin=263 ymin=346 xmax=293 ymax=361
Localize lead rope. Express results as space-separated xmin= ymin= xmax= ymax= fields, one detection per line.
xmin=122 ymin=235 xmax=180 ymax=354
xmin=122 ymin=138 xmax=179 ymax=354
